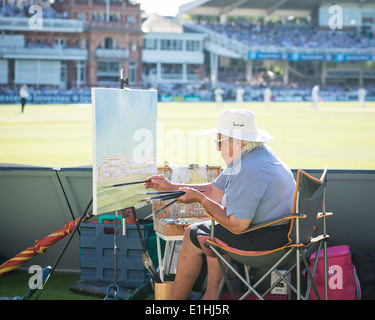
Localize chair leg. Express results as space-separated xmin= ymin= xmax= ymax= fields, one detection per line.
xmin=296 ymin=247 xmax=301 ymax=300
xmin=323 ymin=238 xmax=328 ymax=300
xmin=209 ymin=246 xmax=264 ymax=300
xmin=322 ymin=181 xmax=329 ymax=300
xmin=250 ymin=250 xmax=295 ymax=299
xmin=216 ymin=255 xmax=236 ymax=300
xmin=304 ymin=242 xmax=321 ymax=299
xmin=215 ymin=276 xmax=226 ymax=300
xmin=244 ymin=265 xmax=251 ymax=284
xmin=301 ymin=250 xmax=321 ymax=300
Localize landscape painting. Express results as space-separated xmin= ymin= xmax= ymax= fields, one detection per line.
xmin=92 ymin=88 xmax=157 ymax=215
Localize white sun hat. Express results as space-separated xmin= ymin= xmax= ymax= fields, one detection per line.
xmin=200 ymin=109 xmax=274 ymax=142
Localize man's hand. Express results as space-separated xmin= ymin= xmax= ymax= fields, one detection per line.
xmin=176 ymin=187 xmax=205 ymax=204
xmin=144 ymin=174 xmax=174 ymax=191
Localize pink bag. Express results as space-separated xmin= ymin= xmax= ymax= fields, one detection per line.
xmin=308 ymin=245 xmax=361 ymax=300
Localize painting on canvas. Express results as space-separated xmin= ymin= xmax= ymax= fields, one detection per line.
xmin=92 ymin=88 xmax=157 ymax=215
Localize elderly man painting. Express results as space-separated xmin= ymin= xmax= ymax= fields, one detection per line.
xmin=145 ymin=109 xmax=295 ymax=300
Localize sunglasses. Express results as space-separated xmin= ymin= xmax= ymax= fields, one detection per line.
xmin=215 ymin=138 xmax=229 ymax=148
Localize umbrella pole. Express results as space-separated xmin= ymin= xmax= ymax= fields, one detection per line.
xmin=34 ymin=196 xmax=93 ymax=300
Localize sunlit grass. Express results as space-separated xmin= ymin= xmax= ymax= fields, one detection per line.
xmin=0 ymin=101 xmax=374 ymax=169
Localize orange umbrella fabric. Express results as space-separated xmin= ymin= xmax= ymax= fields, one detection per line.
xmin=0 ymin=218 xmax=79 ymax=277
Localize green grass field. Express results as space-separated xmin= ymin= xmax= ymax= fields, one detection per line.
xmin=1 ymin=101 xmax=375 ymax=169
xmin=0 ymin=271 xmax=99 ymax=300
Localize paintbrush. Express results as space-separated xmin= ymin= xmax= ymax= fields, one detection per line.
xmin=143 ymin=189 xmax=207 ymax=219
xmin=139 ymin=189 xmax=206 ymax=203
xmin=142 ymin=258 xmax=158 ymax=282
xmin=104 ymin=179 xmax=150 ymax=188
xmin=142 ymin=253 xmax=161 ymax=283
xmin=144 ymin=199 xmax=178 ymax=219
xmin=130 ymin=207 xmax=162 ymax=283
xmin=138 ymin=191 xmax=183 ymax=195
xmin=139 ymin=191 xmax=185 ymax=202
xmin=146 ymin=255 xmax=161 ymax=283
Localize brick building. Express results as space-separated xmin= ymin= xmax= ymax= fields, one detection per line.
xmin=0 ymin=0 xmax=143 ymax=88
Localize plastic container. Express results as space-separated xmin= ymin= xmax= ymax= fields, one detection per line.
xmin=79 ymin=219 xmax=159 ymax=288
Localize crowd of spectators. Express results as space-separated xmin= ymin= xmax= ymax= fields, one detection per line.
xmin=25 ymin=39 xmax=81 ymax=49
xmin=154 ymin=81 xmax=375 ymax=102
xmin=156 ymin=82 xmax=213 ymax=101
xmin=0 ymin=85 xmax=92 ymax=104
xmin=198 ymin=20 xmax=375 ymax=49
xmin=214 ymin=82 xmax=375 ymax=102
xmin=2 ymin=0 xmax=375 ymax=50
xmin=0 ymin=85 xmax=91 ymax=96
xmin=0 ymin=0 xmax=59 ymax=19
xmin=1 ymin=81 xmax=374 ymax=104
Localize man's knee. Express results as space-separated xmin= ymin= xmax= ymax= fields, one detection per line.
xmin=182 ymin=225 xmax=203 ymax=255
xmin=183 ymin=224 xmax=196 ymax=244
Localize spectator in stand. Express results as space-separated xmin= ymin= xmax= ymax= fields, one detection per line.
xmin=198 ymin=20 xmax=375 ymax=49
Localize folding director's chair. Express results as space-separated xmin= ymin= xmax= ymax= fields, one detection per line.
xmin=205 ymin=168 xmax=332 ymax=300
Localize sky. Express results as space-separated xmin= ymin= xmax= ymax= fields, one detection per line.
xmin=136 ymin=0 xmax=194 ymax=17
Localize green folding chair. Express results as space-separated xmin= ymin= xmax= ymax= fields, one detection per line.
xmin=205 ymin=168 xmax=332 ymax=300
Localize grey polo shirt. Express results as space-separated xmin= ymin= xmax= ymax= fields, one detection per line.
xmin=213 ymin=145 xmax=295 ymax=225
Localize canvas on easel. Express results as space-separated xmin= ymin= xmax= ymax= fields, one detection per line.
xmin=92 ymin=88 xmax=157 ymax=216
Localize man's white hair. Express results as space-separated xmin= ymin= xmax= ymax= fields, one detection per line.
xmin=223 ymin=134 xmax=264 ymax=153
xmin=241 ymin=140 xmax=263 ymax=153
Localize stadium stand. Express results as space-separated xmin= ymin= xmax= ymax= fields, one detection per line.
xmin=0 ymin=0 xmax=59 ymax=18
xmin=198 ymin=20 xmax=375 ymax=49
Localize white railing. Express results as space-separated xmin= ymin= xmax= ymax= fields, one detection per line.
xmin=0 ymin=47 xmax=88 ymax=60
xmin=187 ymin=74 xmax=200 ymax=81
xmin=0 ymin=16 xmax=84 ymax=33
xmin=95 ymin=48 xmax=129 ymax=58
xmin=161 ymin=73 xmax=183 ymax=80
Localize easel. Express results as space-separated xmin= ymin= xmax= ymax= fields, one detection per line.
xmin=120 ymin=68 xmax=129 ymax=89
xmin=36 ymin=69 xmax=131 ymax=300
xmin=35 ymin=69 xmax=167 ymax=300
xmin=103 ymin=68 xmax=130 ymax=300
